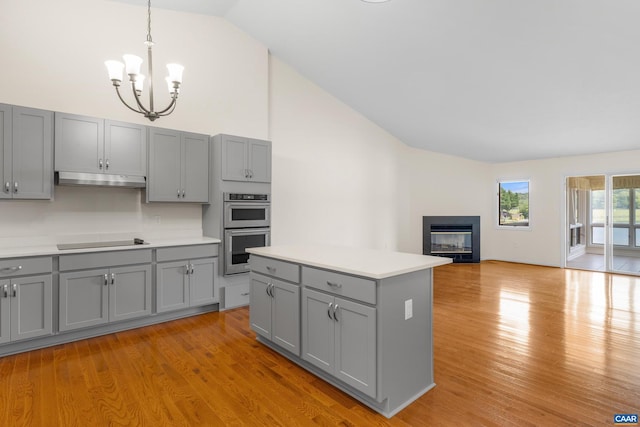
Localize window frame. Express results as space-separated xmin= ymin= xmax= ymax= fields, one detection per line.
xmin=497 ymin=179 xmax=531 ymax=230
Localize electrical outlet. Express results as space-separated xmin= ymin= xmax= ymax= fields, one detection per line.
xmin=405 ymin=299 xmax=413 ymax=320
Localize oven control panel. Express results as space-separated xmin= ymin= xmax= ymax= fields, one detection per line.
xmin=225 ymin=193 xmax=270 ymax=201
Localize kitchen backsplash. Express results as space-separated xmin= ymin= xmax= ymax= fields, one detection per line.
xmin=0 ymin=186 xmax=203 ymax=247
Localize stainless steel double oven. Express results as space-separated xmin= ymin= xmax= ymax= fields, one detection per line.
xmin=223 ymin=193 xmax=270 ymax=275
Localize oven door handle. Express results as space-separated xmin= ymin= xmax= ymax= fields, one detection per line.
xmin=226 ymin=228 xmax=271 ymax=235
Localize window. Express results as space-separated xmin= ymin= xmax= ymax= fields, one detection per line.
xmin=498 ymin=180 xmax=529 ymax=227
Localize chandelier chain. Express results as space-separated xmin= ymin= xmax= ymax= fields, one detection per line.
xmin=146 ymin=0 xmax=153 ymax=44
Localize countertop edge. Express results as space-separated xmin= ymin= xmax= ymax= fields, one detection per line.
xmin=0 ymin=237 xmax=222 ymax=260
xmin=247 ymin=246 xmax=453 ymax=280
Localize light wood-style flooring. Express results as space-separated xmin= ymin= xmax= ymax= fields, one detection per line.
xmin=1 ymin=261 xmax=638 ymax=426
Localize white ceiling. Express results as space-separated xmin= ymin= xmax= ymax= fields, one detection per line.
xmin=111 ymin=0 xmax=640 ymax=163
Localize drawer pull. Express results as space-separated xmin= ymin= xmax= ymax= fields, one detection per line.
xmin=240 ymin=292 xmax=250 ymax=297
xmin=1 ymin=265 xmax=23 ymax=273
xmin=266 ymin=266 xmax=276 ymax=273
xmin=326 ymin=281 xmax=342 ymax=289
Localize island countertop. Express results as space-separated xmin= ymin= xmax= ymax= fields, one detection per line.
xmin=246 ymin=245 xmax=452 ymax=279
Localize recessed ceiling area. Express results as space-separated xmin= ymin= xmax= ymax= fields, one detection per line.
xmin=110 ymin=0 xmax=640 ymax=163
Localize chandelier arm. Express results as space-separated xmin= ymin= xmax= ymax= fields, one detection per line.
xmin=154 ymin=96 xmax=178 ymax=116
xmin=130 ymin=81 xmax=152 ymax=115
xmin=114 ymin=85 xmax=145 ymax=114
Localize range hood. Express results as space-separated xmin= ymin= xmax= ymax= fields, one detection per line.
xmin=55 ymin=171 xmax=146 ymax=188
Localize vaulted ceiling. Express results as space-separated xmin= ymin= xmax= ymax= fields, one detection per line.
xmin=111 ymin=0 xmax=640 ymax=162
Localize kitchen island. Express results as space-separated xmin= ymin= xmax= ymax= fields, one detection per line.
xmin=246 ymin=245 xmax=452 ymax=418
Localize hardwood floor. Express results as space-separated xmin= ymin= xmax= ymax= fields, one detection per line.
xmin=1 ymin=261 xmax=638 ymax=426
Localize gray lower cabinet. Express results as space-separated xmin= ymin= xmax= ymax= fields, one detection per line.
xmin=156 ymin=245 xmax=219 ymax=313
xmin=156 ymin=258 xmax=217 ymax=312
xmin=0 ymin=104 xmax=53 ymax=200
xmin=59 ymin=251 xmax=152 ymax=332
xmin=147 ymin=128 xmax=209 ymax=203
xmin=250 ymin=273 xmax=300 ymax=355
xmin=302 ymin=287 xmax=376 ymax=397
xmin=54 ymin=112 xmax=147 ymax=176
xmin=0 ymin=256 xmax=54 ymax=344
xmin=0 ymin=275 xmax=53 ymax=344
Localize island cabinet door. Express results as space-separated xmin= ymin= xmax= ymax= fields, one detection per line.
xmin=271 ymin=279 xmax=300 ymax=356
xmin=334 ymin=297 xmax=376 ymax=398
xmin=301 ymin=288 xmax=334 ymax=375
xmin=249 ymin=273 xmax=272 ymax=339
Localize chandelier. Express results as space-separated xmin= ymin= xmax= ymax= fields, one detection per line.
xmin=104 ymin=0 xmax=183 ymax=122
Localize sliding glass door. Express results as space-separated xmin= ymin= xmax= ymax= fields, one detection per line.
xmin=566 ymin=174 xmax=640 ymax=275
xmin=610 ymin=175 xmax=640 ymax=274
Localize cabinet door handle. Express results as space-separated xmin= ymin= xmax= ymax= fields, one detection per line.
xmin=99 ymin=158 xmax=103 ymax=169
xmin=181 ymin=190 xmax=186 ymax=198
xmin=2 ymin=284 xmax=7 ymax=298
xmin=104 ymin=273 xmax=109 ymax=286
xmin=12 ymin=283 xmax=17 ymax=298
xmin=110 ymin=273 xmax=116 ymax=285
xmin=265 ymin=283 xmax=270 ymax=297
xmin=327 ymin=302 xmax=333 ymax=319
xmin=185 ymin=264 xmax=190 ymax=275
xmin=327 ymin=281 xmax=342 ymax=289
xmin=13 ymin=182 xmax=18 ymax=193
xmin=4 ymin=182 xmax=9 ymax=193
xmin=177 ymin=189 xmax=181 ymax=199
xmin=105 ymin=159 xmax=110 ymax=170
xmin=333 ymin=304 xmax=339 ymax=322
xmin=249 ymin=169 xmax=253 ymax=179
xmin=190 ymin=264 xmax=194 ymax=275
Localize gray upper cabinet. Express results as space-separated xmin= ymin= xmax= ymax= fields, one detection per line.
xmin=0 ymin=104 xmax=53 ymax=200
xmin=54 ymin=113 xmax=146 ymax=176
xmin=147 ymin=128 xmax=209 ymax=203
xmin=221 ymin=134 xmax=271 ymax=183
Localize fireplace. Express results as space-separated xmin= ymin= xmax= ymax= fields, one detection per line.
xmin=423 ymin=216 xmax=480 ymax=263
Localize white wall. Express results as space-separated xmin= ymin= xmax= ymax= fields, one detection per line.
xmin=3 ymin=0 xmax=636 ymax=266
xmin=0 ymin=0 xmax=268 ymax=244
xmin=397 ymin=146 xmax=490 ymax=255
xmin=268 ymin=58 xmax=406 ymax=250
xmin=485 ymin=149 xmax=640 ymax=266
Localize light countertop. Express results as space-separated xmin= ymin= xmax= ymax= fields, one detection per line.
xmin=247 ymin=245 xmax=452 ymax=279
xmin=0 ymin=236 xmax=221 ymax=259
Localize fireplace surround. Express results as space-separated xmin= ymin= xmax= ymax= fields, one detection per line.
xmin=423 ymin=216 xmax=480 ymax=263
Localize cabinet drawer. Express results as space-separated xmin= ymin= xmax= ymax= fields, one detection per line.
xmin=156 ymin=244 xmax=219 ymax=262
xmin=0 ymin=257 xmax=52 ymax=277
xmin=59 ymin=249 xmax=152 ymax=271
xmin=249 ymin=256 xmax=300 ymax=283
xmin=222 ymin=284 xmax=250 ymax=310
xmin=302 ymin=267 xmax=376 ymax=305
